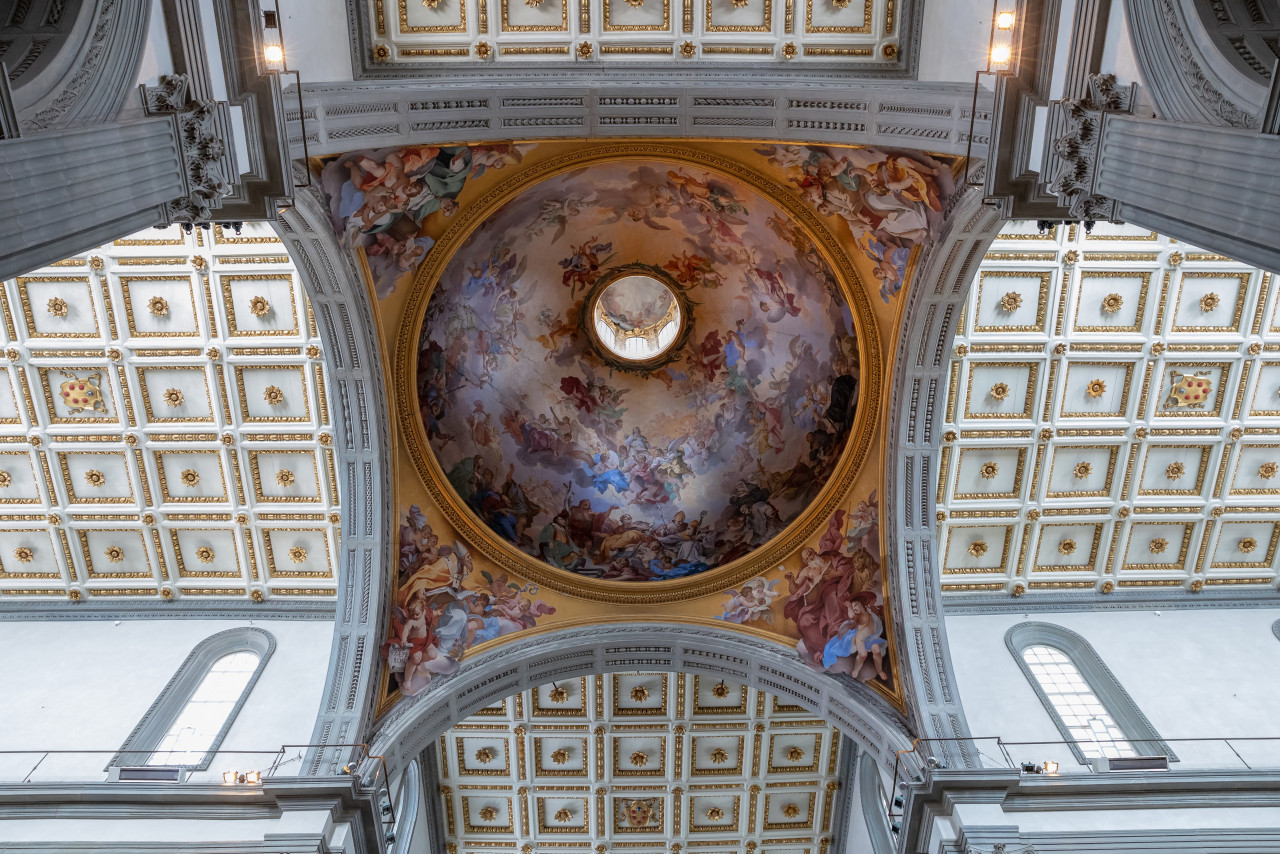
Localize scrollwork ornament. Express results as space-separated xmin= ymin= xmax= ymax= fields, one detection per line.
xmin=141 ymin=75 xmax=231 ymax=224
xmin=1048 ymin=74 xmax=1134 ymax=220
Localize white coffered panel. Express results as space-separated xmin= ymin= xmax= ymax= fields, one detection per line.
xmin=0 ymin=222 xmax=340 ymax=604
xmin=436 ymin=672 xmax=842 ymax=854
xmin=361 ymin=0 xmax=899 ymax=63
xmin=938 ymin=222 xmax=1280 ymax=598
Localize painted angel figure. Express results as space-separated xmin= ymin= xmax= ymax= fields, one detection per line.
xmin=718 ymin=576 xmax=781 ymax=624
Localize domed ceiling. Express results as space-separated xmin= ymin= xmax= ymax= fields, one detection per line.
xmin=415 ymin=159 xmax=860 ymax=581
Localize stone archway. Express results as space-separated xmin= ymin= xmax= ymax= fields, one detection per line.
xmin=366 ymin=621 xmax=917 ymax=779
xmin=881 ymin=188 xmax=1006 ymax=769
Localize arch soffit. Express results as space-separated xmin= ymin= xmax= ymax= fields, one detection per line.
xmin=1123 ymin=0 xmax=1265 ymax=128
xmin=881 ymin=187 xmax=1006 ymax=769
xmin=366 ymin=621 xmax=916 ymax=781
xmin=273 ymin=186 xmax=395 ymax=775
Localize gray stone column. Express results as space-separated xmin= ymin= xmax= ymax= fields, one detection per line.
xmin=1048 ymin=73 xmax=1280 ymax=274
xmin=0 ymin=116 xmax=186 ymax=282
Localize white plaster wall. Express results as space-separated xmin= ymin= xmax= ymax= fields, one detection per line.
xmin=946 ymin=608 xmax=1280 ymax=770
xmin=0 ymin=618 xmax=334 ymax=782
xmin=917 ymin=0 xmax=995 ymax=83
xmin=277 ymin=0 xmax=355 ymax=85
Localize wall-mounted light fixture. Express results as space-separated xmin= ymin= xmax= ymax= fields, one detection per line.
xmin=263 ymin=11 xmax=284 ymax=64
xmin=996 ymin=11 xmax=1015 ymax=29
xmin=222 ymin=769 xmax=262 ymax=784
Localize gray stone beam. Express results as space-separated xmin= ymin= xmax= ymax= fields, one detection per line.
xmin=0 ymin=116 xmax=186 ymax=282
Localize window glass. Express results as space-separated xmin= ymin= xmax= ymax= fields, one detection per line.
xmin=1021 ymin=645 xmax=1134 ymax=759
xmin=148 ymin=651 xmax=259 ymax=765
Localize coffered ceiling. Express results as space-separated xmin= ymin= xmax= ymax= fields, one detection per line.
xmin=0 ymin=222 xmax=340 ymax=604
xmin=434 ymin=672 xmax=842 ymax=854
xmin=938 ymin=220 xmax=1280 ymax=599
xmin=359 ymin=0 xmax=902 ymax=64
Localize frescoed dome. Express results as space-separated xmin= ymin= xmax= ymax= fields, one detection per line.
xmin=416 ymin=159 xmax=860 ymax=582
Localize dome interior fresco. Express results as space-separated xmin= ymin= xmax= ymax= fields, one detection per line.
xmin=416 ymin=159 xmax=860 ymax=582
xmin=313 ymin=139 xmax=960 ymax=712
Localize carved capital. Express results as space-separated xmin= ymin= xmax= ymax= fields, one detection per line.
xmin=142 ymin=74 xmax=231 ymax=223
xmin=1048 ymin=74 xmax=1135 ymax=221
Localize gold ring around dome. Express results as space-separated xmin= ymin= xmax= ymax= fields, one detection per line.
xmin=395 ymin=143 xmax=881 ymax=605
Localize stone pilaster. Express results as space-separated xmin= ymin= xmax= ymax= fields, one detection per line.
xmin=140 ymin=74 xmax=233 ymax=224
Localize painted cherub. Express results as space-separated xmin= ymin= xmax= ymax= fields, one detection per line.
xmin=821 ymin=593 xmax=888 ymax=681
xmin=718 ymin=576 xmax=780 ymax=624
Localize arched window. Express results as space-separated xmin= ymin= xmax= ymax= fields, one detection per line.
xmin=110 ymin=628 xmax=275 ymax=770
xmin=1005 ymin=622 xmax=1173 ymax=765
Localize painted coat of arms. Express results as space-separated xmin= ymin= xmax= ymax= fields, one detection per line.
xmin=57 ymin=372 xmax=106 ymax=414
xmin=619 ymin=798 xmax=660 ymax=828
xmin=1163 ymin=370 xmax=1213 ymax=410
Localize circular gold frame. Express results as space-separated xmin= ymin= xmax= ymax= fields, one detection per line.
xmin=395 ymin=144 xmax=882 ymax=605
xmin=581 ymin=263 xmax=694 ymax=373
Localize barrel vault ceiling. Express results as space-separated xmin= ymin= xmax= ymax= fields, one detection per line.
xmin=435 ymin=672 xmax=843 ymax=854
xmin=938 ymin=220 xmax=1280 ymax=599
xmin=0 ymin=222 xmax=340 ymax=604
xmin=360 ymin=0 xmax=903 ymax=64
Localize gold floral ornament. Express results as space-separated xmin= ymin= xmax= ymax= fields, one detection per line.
xmin=190 ymin=255 xmax=207 ymax=270
xmin=475 ymin=747 xmax=495 ymax=764
xmin=163 ymin=387 xmax=184 ymax=407
xmin=1150 ymin=341 xmax=1165 ymax=356
xmin=989 ymin=382 xmax=1010 ymax=401
xmin=1086 ymin=379 xmax=1107 ymax=398
xmin=1239 ymin=537 xmax=1258 ymax=554
xmin=1166 ymin=461 xmax=1185 ymax=480
xmin=1260 ymin=461 xmax=1278 ymax=480
xmin=832 ymin=0 xmax=851 ymax=7
xmin=1058 ymin=539 xmax=1077 ymax=556
xmin=630 ymin=751 xmax=648 ymax=767
xmin=576 ymin=41 xmax=593 ymax=59
xmin=712 ymin=680 xmax=730 ymax=698
xmin=83 ymin=469 xmax=106 ymax=487
xmin=630 ymin=684 xmax=649 ymax=702
xmin=1199 ymin=292 xmax=1220 ymax=312
xmin=1011 ymin=583 xmax=1026 ymax=597
xmin=1063 ymin=250 xmax=1080 ymax=265
xmin=372 ymin=43 xmax=390 ymax=61
xmin=881 ymin=42 xmax=898 ymax=58
xmin=781 ymin=41 xmax=798 ymax=59
xmin=680 ymin=41 xmax=696 ymax=58
xmin=288 ymin=546 xmax=307 ymax=563
xmin=478 ymin=806 xmax=498 ymax=821
xmin=555 ymin=808 xmax=573 ymax=823
xmin=786 ymin=745 xmax=805 ymax=761
xmin=1189 ymin=577 xmax=1204 ymax=593
xmin=1149 ymin=537 xmax=1168 ymax=554
xmin=624 ymin=0 xmax=643 ymax=7
xmin=196 ymin=546 xmax=215 ymax=563
xmin=1230 ymin=426 xmax=1244 ymax=440
xmin=248 ymin=296 xmax=270 ymax=317
xmin=783 ymin=803 xmax=801 ymax=818
xmin=1101 ymin=580 xmax=1115 ymax=594
xmin=1168 ymin=251 xmax=1184 ymax=267
xmin=0 ymin=471 xmax=10 ymax=488
xmin=1100 ymin=293 xmax=1123 ymax=314
xmin=47 ymin=297 xmax=69 ymax=317
xmin=148 ymin=296 xmax=169 ymax=317
xmin=551 ymin=748 xmax=571 ymax=765
xmin=968 ymin=539 xmax=988 ymax=558
xmin=474 ymin=41 xmax=491 ymax=60
xmin=179 ymin=469 xmax=200 ymax=487
xmin=548 ymin=683 xmax=569 ymax=703
xmin=13 ymin=547 xmax=33 ymax=563
xmin=979 ymin=461 xmax=999 ymax=479
xmin=263 ymin=385 xmax=285 ymax=406
xmin=104 ymin=545 xmax=125 ymax=563
xmin=160 ymin=587 xmax=174 ymax=599
xmin=710 ymin=747 xmax=729 ymax=764
xmin=89 ymin=256 xmax=104 ymax=271
xmin=422 ymin=0 xmax=441 ymax=7
xmin=275 ymin=469 xmax=296 ymax=487
xmin=305 ymin=344 xmax=321 ymax=359
xmin=1249 ymin=342 xmax=1263 ymax=355
xmin=999 ymin=291 xmax=1023 ymax=312
xmin=250 ymin=588 xmax=265 ymax=602
xmin=67 ymin=588 xmax=81 ymax=601
xmin=1073 ymin=461 xmax=1092 ymax=479
xmin=705 ymin=807 xmax=724 ymax=821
